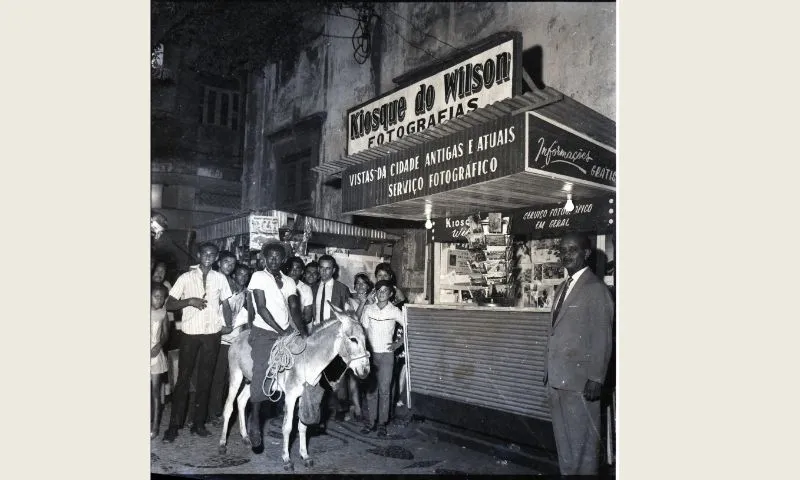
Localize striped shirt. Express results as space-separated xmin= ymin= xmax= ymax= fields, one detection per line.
xmin=360 ymin=302 xmax=405 ymax=353
xmin=168 ymin=265 xmax=232 ymax=335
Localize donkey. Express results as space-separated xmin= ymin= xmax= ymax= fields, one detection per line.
xmin=218 ymin=302 xmax=371 ymax=470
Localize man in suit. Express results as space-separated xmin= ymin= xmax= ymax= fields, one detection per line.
xmin=544 ymin=232 xmax=614 ymax=475
xmin=311 ymin=255 xmax=350 ymax=324
xmin=312 ymin=254 xmax=353 ymax=422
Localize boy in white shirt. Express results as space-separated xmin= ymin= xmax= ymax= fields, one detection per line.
xmin=359 ymin=280 xmax=405 ymax=437
xmin=162 ymin=243 xmax=233 ymax=442
xmin=283 ymin=256 xmax=314 ymax=328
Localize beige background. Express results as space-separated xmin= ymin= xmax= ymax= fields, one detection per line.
xmin=2 ymin=1 xmax=798 ymax=479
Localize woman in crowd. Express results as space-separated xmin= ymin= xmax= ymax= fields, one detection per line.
xmin=348 ymin=272 xmax=374 ymax=319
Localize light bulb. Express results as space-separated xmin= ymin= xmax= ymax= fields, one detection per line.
xmin=564 ymin=194 xmax=575 ymax=212
xmin=425 ymin=218 xmax=433 ymax=229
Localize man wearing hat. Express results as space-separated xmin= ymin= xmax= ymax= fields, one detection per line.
xmin=245 ymin=239 xmax=305 ymax=453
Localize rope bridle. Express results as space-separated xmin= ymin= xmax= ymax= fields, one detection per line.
xmin=322 ymin=328 xmax=370 ymax=386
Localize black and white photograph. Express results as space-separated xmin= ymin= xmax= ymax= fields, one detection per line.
xmin=150 ymin=1 xmax=616 ymax=476
xmin=487 ymin=212 xmax=503 ymax=234
xmin=485 ymin=233 xmax=510 ymax=247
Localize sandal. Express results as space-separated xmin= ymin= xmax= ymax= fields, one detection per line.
xmin=360 ymin=424 xmax=375 ymax=435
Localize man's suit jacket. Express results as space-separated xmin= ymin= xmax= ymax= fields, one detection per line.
xmin=544 ymin=269 xmax=614 ymax=392
xmin=311 ymin=279 xmax=350 ymax=323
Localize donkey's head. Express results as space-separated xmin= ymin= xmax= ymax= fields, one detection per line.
xmin=328 ymin=301 xmax=371 ymax=379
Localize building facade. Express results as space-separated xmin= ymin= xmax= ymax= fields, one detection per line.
xmin=151 ymin=43 xmax=247 ymax=268
xmin=241 ymin=2 xmax=615 ymax=298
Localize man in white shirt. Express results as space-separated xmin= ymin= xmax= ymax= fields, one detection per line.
xmin=162 ymin=242 xmax=233 ymax=442
xmin=245 ymin=240 xmax=305 ymax=453
xmin=544 ymin=233 xmax=614 ymax=475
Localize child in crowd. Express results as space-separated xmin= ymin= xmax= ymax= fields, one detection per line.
xmin=151 ymin=283 xmax=170 ymax=439
xmin=283 ymin=256 xmax=314 ymax=327
xmin=209 ymin=253 xmax=251 ymax=424
xmin=360 ymin=280 xmax=405 ymax=437
xmin=152 ymin=261 xmax=177 ymax=400
xmin=372 ymin=263 xmax=409 ymax=408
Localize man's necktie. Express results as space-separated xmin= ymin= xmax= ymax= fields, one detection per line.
xmin=551 ymin=276 xmax=573 ymax=325
xmin=318 ymin=283 xmax=327 ymax=322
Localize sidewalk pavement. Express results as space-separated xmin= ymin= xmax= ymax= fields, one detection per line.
xmin=151 ymin=402 xmax=542 ymax=476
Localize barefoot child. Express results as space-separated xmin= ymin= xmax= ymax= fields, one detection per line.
xmin=151 ymin=283 xmax=170 ymax=439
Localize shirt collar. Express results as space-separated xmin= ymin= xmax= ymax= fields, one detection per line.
xmin=188 ymin=265 xmax=205 ymax=276
xmin=570 ymin=266 xmax=590 ymax=282
xmin=265 ymin=269 xmax=286 ymax=280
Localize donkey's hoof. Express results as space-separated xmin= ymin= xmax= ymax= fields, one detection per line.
xmin=283 ymin=461 xmax=294 ymax=472
xmin=218 ymin=444 xmax=227 ymax=455
xmin=242 ymin=436 xmax=251 ymax=446
xmin=304 ymin=458 xmax=314 ymax=468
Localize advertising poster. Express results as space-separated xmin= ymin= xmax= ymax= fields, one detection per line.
xmin=249 ymin=215 xmax=280 ymax=251
xmin=329 ymin=253 xmax=387 ymax=293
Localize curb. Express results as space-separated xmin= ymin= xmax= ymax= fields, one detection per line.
xmin=416 ymin=421 xmax=560 ymax=474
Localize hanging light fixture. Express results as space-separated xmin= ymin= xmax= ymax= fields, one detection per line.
xmin=564 ymin=193 xmax=575 ymax=213
xmin=424 ymin=202 xmax=433 ymax=229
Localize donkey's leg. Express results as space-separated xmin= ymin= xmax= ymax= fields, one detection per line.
xmin=236 ymin=384 xmax=251 ymax=444
xmin=219 ymin=369 xmax=243 ymax=453
xmin=298 ymin=412 xmax=314 ymax=467
xmin=282 ymin=392 xmax=298 ymax=469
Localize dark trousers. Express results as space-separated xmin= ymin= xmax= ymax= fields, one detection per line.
xmin=365 ymin=352 xmax=395 ymax=426
xmin=248 ymin=327 xmax=280 ymax=403
xmin=169 ymin=332 xmax=221 ymax=428
xmin=548 ymin=386 xmax=603 ymax=475
xmin=208 ymin=343 xmax=230 ymax=418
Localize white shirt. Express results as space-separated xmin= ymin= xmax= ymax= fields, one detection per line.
xmin=361 ymin=302 xmax=405 ymax=353
xmin=169 ymin=266 xmax=232 ymax=335
xmin=564 ymin=266 xmax=589 ymax=300
xmin=296 ymin=281 xmax=314 ymax=308
xmin=220 ymin=289 xmax=249 ymax=345
xmin=314 ymin=278 xmax=335 ymax=324
xmin=248 ymin=270 xmax=297 ymax=333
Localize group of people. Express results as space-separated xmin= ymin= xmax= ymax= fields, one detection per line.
xmin=150 ymin=239 xmax=409 ymax=447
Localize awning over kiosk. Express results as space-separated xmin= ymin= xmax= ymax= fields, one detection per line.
xmin=195 ymin=209 xmax=401 ymax=246
xmin=333 ymin=88 xmax=616 ymax=221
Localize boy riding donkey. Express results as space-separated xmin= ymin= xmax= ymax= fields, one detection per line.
xmin=244 ymin=239 xmax=307 ymax=453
